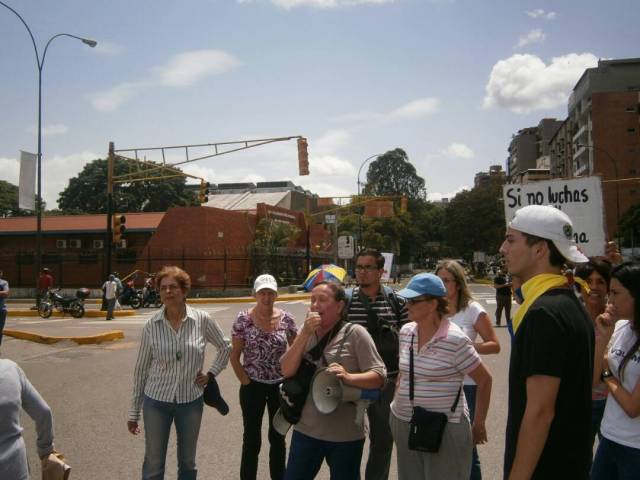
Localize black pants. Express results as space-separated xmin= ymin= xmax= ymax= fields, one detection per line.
xmin=239 ymin=380 xmax=286 ymax=480
xmin=495 ymin=295 xmax=512 ymax=325
xmin=364 ymin=377 xmax=396 ymax=480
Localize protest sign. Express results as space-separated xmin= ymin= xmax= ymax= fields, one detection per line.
xmin=503 ymin=176 xmax=605 ymax=257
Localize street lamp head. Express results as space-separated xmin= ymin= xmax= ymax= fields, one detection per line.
xmin=81 ymin=38 xmax=97 ymax=47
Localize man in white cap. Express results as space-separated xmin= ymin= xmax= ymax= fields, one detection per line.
xmin=500 ymin=205 xmax=594 ymax=479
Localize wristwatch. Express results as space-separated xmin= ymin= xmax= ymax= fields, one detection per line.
xmin=601 ymin=369 xmax=613 ymax=381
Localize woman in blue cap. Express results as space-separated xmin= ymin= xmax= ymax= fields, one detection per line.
xmin=390 ymin=273 xmax=492 ymax=480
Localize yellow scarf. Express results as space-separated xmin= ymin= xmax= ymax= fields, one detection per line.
xmin=513 ymin=273 xmax=590 ymax=334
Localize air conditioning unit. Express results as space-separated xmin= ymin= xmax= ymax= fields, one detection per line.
xmin=93 ymin=239 xmax=104 ymax=249
xmin=56 ymin=240 xmax=67 ymax=249
xmin=69 ymin=239 xmax=82 ymax=249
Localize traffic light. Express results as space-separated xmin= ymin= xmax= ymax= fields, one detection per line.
xmin=198 ymin=180 xmax=210 ymax=203
xmin=400 ymin=197 xmax=408 ymax=213
xmin=297 ymin=137 xmax=309 ymax=176
xmin=112 ymin=214 xmax=126 ymax=244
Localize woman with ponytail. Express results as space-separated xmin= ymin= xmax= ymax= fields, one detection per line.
xmin=592 ymin=261 xmax=640 ymax=479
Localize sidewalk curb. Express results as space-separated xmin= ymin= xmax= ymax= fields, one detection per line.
xmin=7 ymin=310 xmax=137 ymax=318
xmin=3 ymin=329 xmax=125 ymax=345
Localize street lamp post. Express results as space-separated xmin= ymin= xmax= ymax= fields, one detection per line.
xmin=575 ymin=143 xmax=621 ymax=234
xmin=356 ymin=154 xmax=381 ymax=249
xmin=1 ymin=1 xmax=96 ymax=291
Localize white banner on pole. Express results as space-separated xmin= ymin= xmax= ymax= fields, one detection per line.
xmin=381 ymin=252 xmax=394 ymax=281
xmin=503 ymin=176 xmax=605 ymax=257
xmin=19 ymin=150 xmax=37 ymax=210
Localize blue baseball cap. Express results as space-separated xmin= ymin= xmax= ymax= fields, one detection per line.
xmin=397 ymin=273 xmax=447 ymax=299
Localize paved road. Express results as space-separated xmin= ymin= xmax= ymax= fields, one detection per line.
xmin=1 ymin=284 xmax=515 ymax=479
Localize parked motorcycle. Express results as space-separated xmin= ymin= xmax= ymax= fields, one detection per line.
xmin=142 ymin=288 xmax=162 ymax=308
xmin=39 ymin=288 xmax=89 ymax=318
xmin=118 ymin=287 xmax=142 ymax=310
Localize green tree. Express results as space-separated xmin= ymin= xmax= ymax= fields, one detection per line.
xmin=363 ymin=148 xmax=426 ymax=200
xmin=442 ymin=182 xmax=505 ymax=259
xmin=0 ymin=180 xmax=36 ymax=217
xmin=253 ymin=218 xmax=301 ymax=282
xmin=57 ymin=158 xmax=198 ymax=213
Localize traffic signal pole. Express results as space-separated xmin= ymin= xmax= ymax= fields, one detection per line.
xmin=105 ymin=142 xmax=114 ymax=280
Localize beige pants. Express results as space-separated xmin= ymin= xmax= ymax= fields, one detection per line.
xmin=390 ymin=412 xmax=472 ymax=480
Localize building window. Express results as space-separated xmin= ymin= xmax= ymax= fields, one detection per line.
xmin=627 ymin=128 xmax=637 ymax=133
xmin=626 ymin=106 xmax=636 ymax=112
xmin=78 ymin=253 xmax=98 ymax=264
xmin=16 ymin=252 xmax=35 ymax=265
xmin=630 ymin=168 xmax=637 ymax=175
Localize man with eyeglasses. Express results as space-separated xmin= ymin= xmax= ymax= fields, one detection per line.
xmin=346 ymin=248 xmax=408 ymax=480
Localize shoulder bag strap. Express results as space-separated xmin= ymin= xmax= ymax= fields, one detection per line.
xmin=323 ymin=322 xmax=354 ymax=366
xmin=409 ymin=333 xmax=415 ymax=407
xmin=450 ymin=385 xmax=462 ymax=413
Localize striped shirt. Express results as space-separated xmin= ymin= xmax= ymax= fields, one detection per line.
xmin=391 ymin=320 xmax=481 ymax=423
xmin=128 ymin=305 xmax=231 ymax=421
xmin=346 ymin=287 xmax=409 ymax=329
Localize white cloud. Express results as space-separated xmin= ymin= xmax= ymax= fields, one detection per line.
xmin=93 ymin=41 xmax=124 ymax=56
xmin=442 ymin=143 xmax=474 ymax=159
xmin=0 ymin=157 xmax=20 ymax=184
xmin=297 ymin=181 xmax=352 ymax=198
xmin=89 ymin=50 xmax=241 ymax=112
xmin=483 ymin=53 xmax=598 ymax=114
xmin=514 ymin=29 xmax=545 ymax=50
xmin=310 ymin=155 xmax=356 ymax=176
xmin=526 ymin=9 xmax=557 ymax=20
xmin=90 ymin=81 xmax=150 ymax=112
xmin=26 ymin=124 xmax=69 ymax=137
xmin=427 ymin=186 xmax=469 ymax=202
xmin=313 ymin=129 xmax=352 ymax=155
xmin=156 ymin=50 xmax=242 ymax=87
xmin=331 ymin=97 xmax=440 ymax=126
xmin=389 ymin=98 xmax=440 ymax=119
xmin=239 ymin=0 xmax=395 ymax=10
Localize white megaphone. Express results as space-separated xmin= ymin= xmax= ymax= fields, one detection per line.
xmin=310 ymin=368 xmax=380 ymax=427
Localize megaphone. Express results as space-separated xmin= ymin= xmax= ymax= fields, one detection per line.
xmin=310 ymin=368 xmax=380 ymax=427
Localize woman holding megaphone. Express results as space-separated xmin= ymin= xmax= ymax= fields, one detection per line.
xmin=280 ymin=281 xmax=386 ymax=479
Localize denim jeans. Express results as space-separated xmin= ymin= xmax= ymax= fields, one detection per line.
xmin=0 ymin=308 xmax=6 ymax=346
xmin=364 ymin=377 xmax=395 ymax=480
xmin=284 ymin=430 xmax=365 ymax=480
xmin=464 ymin=385 xmax=482 ymax=480
xmin=142 ymin=395 xmax=204 ymax=480
xmin=239 ymin=380 xmax=286 ymax=480
xmin=495 ymin=295 xmax=511 ymax=326
xmin=592 ymin=436 xmax=640 ymax=480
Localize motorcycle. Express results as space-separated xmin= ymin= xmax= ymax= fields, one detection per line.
xmin=118 ymin=287 xmax=142 ymax=310
xmin=39 ymin=288 xmax=89 ymax=319
xmin=142 ymin=288 xmax=162 ymax=308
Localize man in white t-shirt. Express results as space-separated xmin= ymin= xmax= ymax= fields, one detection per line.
xmin=103 ymin=274 xmax=118 ymax=321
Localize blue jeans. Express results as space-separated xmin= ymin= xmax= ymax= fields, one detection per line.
xmin=284 ymin=430 xmax=364 ymax=480
xmin=0 ymin=308 xmax=6 ymax=346
xmin=142 ymin=395 xmax=204 ymax=480
xmin=464 ymin=385 xmax=482 ymax=480
xmin=592 ymin=436 xmax=640 ymax=480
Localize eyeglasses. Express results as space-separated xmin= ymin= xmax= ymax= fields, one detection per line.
xmin=406 ymin=296 xmax=432 ymax=305
xmin=355 ymin=265 xmax=379 ymax=272
xmin=159 ymin=285 xmax=181 ymax=292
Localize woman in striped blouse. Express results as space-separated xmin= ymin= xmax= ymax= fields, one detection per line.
xmin=127 ymin=266 xmax=231 ymax=480
xmin=390 ymin=273 xmax=492 ymax=480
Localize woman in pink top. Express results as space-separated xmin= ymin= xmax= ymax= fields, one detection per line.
xmin=390 ymin=273 xmax=492 ymax=480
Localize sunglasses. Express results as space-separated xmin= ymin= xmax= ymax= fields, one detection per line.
xmin=406 ymin=295 xmax=434 ymax=305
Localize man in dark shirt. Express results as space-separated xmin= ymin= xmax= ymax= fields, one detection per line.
xmin=493 ymin=266 xmax=512 ymax=327
xmin=500 ymin=205 xmax=594 ymax=479
xmin=347 ymin=248 xmax=408 ymax=480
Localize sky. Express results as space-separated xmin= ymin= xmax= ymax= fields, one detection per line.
xmin=1 ymin=0 xmax=639 ymax=209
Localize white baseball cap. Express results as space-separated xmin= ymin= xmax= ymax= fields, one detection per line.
xmin=509 ymin=205 xmax=589 ymax=264
xmin=254 ymin=274 xmax=278 ymax=293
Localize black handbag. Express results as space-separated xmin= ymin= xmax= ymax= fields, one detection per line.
xmin=408 ymin=333 xmax=462 ymax=453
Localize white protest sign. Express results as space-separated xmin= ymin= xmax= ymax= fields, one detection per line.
xmin=503 ymin=176 xmax=605 ymax=257
xmin=381 ymin=252 xmax=394 ymax=281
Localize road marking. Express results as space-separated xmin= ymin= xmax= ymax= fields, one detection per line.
xmin=14 ymin=318 xmax=75 ymax=325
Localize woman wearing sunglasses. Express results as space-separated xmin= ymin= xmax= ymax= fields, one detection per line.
xmin=390 ymin=273 xmax=492 ymax=480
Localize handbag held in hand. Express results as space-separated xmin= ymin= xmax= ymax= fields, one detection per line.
xmin=407 ymin=333 xmax=462 ymax=453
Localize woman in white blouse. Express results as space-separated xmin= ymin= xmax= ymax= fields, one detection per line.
xmin=127 ymin=266 xmax=231 ymax=480
xmin=592 ymin=262 xmax=640 ymax=479
xmin=435 ymin=260 xmax=500 ymax=480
